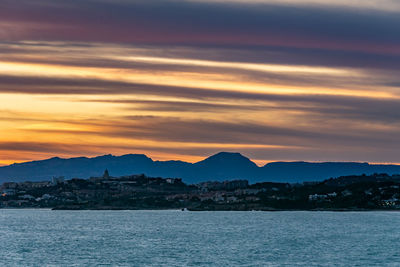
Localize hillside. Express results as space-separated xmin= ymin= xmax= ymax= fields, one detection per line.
xmin=1 ymin=152 xmax=400 ymax=184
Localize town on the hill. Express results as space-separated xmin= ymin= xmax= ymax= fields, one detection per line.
xmin=1 ymin=170 xmax=400 ymax=210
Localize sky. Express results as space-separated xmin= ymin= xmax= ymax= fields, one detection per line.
xmin=0 ymin=0 xmax=400 ymax=166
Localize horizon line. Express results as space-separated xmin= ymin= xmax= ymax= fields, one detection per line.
xmin=1 ymin=152 xmax=400 ymax=168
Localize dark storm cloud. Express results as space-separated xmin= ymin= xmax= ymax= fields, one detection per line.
xmin=1 ymin=0 xmax=400 ymax=54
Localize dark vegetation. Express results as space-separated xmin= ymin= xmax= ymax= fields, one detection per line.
xmin=1 ymin=172 xmax=400 ymax=211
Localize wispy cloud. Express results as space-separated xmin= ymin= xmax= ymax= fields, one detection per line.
xmin=0 ymin=1 xmax=399 ymax=165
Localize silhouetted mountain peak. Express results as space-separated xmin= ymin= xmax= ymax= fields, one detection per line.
xmin=119 ymin=154 xmax=152 ymax=160
xmin=45 ymin=157 xmax=62 ymax=161
xmin=1 ymin=153 xmax=400 ymax=184
xmin=195 ymin=152 xmax=257 ymax=168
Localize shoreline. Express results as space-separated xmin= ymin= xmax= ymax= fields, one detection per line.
xmin=0 ymin=207 xmax=399 ymax=212
xmin=53 ymin=207 xmax=400 ymax=212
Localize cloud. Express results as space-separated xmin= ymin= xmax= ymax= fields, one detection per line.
xmin=4 ymin=41 xmax=400 ymax=70
xmin=1 ymin=71 xmax=400 ymax=126
xmin=1 ymin=0 xmax=400 ymax=54
xmin=1 ymin=1 xmax=400 ymax=164
xmin=1 ymin=42 xmax=399 ymax=98
xmin=13 ymin=113 xmax=400 ymax=164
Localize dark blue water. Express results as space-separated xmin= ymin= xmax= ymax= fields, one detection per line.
xmin=0 ymin=210 xmax=399 ymax=266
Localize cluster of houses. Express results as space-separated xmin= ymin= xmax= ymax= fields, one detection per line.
xmin=0 ymin=171 xmax=267 ymax=208
xmin=2 ymin=171 xmax=400 ymax=210
xmin=307 ymin=185 xmax=400 ymax=208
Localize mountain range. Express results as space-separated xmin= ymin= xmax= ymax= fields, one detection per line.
xmin=1 ymin=152 xmax=400 ymax=184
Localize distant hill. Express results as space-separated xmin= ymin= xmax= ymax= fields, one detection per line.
xmin=1 ymin=152 xmax=400 ymax=184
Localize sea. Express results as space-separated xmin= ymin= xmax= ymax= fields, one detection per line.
xmin=0 ymin=209 xmax=399 ymax=266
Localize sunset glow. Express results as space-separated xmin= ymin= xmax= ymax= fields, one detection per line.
xmin=1 ymin=0 xmax=400 ymax=165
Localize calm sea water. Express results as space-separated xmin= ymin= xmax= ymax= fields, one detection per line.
xmin=0 ymin=210 xmax=399 ymax=266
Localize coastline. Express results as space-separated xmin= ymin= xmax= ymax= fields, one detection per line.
xmin=0 ymin=207 xmax=396 ymax=212
xmin=3 ymin=173 xmax=400 ymax=211
xmin=50 ymin=207 xmax=400 ymax=212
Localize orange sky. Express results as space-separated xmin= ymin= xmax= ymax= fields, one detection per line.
xmin=1 ymin=1 xmax=400 ymax=165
